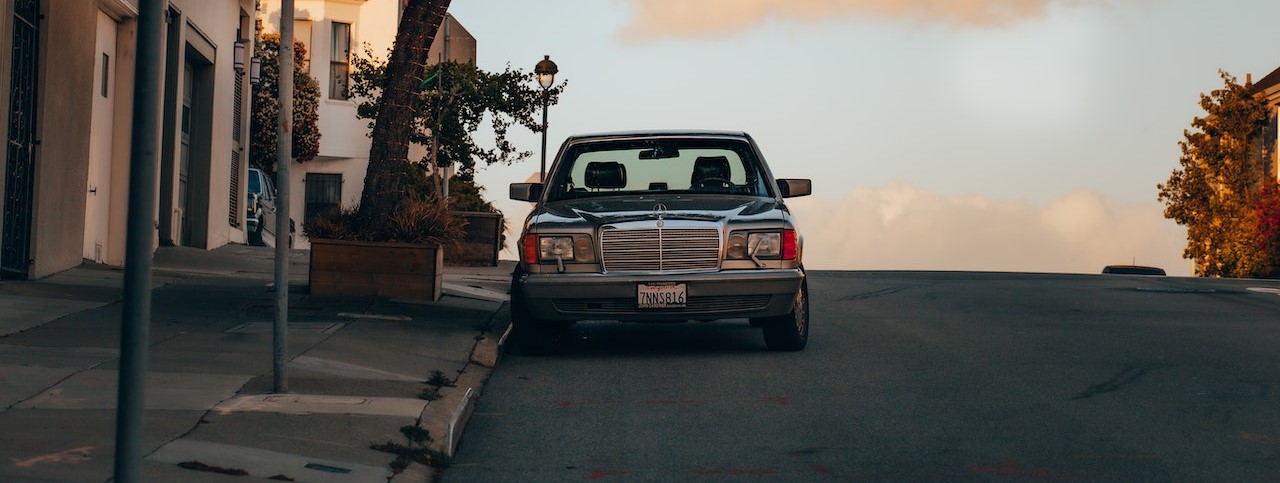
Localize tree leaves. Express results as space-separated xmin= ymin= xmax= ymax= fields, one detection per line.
xmin=249 ymin=34 xmax=322 ymax=173
xmin=1157 ymin=71 xmax=1276 ymax=277
xmin=348 ymin=47 xmax=564 ymax=179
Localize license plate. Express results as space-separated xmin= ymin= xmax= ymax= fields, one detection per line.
xmin=637 ymin=283 xmax=687 ymax=309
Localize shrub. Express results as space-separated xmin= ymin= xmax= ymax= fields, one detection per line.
xmin=303 ymin=198 xmax=465 ymax=246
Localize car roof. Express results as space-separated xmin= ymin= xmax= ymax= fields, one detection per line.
xmin=564 ymin=130 xmax=751 ymax=142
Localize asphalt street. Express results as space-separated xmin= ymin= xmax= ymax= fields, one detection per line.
xmin=446 ymin=271 xmax=1280 ymax=482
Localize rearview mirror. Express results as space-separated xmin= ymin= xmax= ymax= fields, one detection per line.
xmin=638 ymin=143 xmax=679 ymax=159
xmin=510 ymin=183 xmax=543 ymax=202
xmin=777 ymin=179 xmax=811 ymax=198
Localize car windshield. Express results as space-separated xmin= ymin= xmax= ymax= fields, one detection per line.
xmin=544 ymin=138 xmax=772 ymax=201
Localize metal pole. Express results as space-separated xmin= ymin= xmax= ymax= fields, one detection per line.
xmin=274 ymin=0 xmax=294 ymax=394
xmin=114 ymin=1 xmax=164 ymax=481
xmin=540 ymin=91 xmax=548 ymax=181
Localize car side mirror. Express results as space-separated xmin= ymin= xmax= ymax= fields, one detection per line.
xmin=510 ymin=183 xmax=543 ymax=202
xmin=777 ymin=179 xmax=811 ymax=198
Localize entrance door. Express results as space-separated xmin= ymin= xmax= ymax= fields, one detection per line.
xmin=84 ymin=11 xmax=116 ymax=263
xmin=179 ymin=63 xmax=192 ymax=246
xmin=2 ymin=0 xmax=40 ymax=279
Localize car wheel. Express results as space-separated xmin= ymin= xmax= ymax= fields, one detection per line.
xmin=758 ymin=279 xmax=809 ymax=351
xmin=510 ymin=277 xmax=568 ymax=356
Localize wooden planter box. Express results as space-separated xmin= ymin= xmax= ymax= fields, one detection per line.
xmin=447 ymin=211 xmax=503 ymax=267
xmin=309 ymin=238 xmax=443 ymax=301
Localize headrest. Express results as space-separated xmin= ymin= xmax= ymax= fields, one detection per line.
xmin=585 ymin=161 xmax=627 ymax=189
xmin=691 ymin=156 xmax=731 ymax=185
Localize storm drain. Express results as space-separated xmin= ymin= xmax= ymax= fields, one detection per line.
xmin=225 ymin=322 xmax=345 ymax=334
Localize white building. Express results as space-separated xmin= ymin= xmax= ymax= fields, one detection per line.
xmin=257 ymin=0 xmax=475 ymax=249
xmin=0 ymin=0 xmax=257 ymax=279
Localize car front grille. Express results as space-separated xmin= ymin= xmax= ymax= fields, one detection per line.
xmin=600 ymin=227 xmax=721 ymax=272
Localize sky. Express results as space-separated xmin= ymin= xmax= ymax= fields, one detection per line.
xmin=445 ymin=0 xmax=1280 ymax=276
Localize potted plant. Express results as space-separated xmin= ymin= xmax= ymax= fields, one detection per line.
xmin=305 ymin=196 xmax=464 ymax=300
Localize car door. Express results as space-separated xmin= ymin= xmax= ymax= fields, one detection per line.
xmin=259 ymin=172 xmax=280 ymax=248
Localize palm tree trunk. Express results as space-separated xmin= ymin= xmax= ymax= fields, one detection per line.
xmin=358 ymin=0 xmax=451 ymax=221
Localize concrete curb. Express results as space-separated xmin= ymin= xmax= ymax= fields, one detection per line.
xmin=392 ymin=301 xmax=511 ymax=482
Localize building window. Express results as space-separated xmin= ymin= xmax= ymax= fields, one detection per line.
xmin=330 ymin=21 xmax=350 ymax=100
xmin=305 ymin=173 xmax=343 ymax=223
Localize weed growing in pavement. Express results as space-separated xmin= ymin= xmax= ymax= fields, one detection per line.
xmin=400 ymin=425 xmax=431 ymax=444
xmin=371 ymin=441 xmax=452 ymax=470
xmin=418 ymin=387 xmax=441 ymax=401
xmin=177 ymin=461 xmax=249 ymax=476
xmin=426 ymin=370 xmax=454 ymax=387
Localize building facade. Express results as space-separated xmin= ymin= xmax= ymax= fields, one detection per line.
xmin=1251 ymin=68 xmax=1280 ymax=183
xmin=0 ymin=0 xmax=257 ymax=279
xmin=258 ymin=0 xmax=474 ymax=249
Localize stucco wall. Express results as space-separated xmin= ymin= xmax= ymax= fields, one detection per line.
xmin=15 ymin=0 xmax=252 ymax=278
xmin=288 ymin=156 xmax=369 ymax=249
xmin=30 ymin=0 xmax=97 ymax=278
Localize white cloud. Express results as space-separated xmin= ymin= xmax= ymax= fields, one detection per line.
xmin=787 ymin=183 xmax=1189 ymax=275
xmin=499 ymin=183 xmax=1188 ymax=276
xmin=617 ymin=0 xmax=1109 ymax=42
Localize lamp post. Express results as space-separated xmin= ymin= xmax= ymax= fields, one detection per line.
xmin=535 ymin=55 xmax=558 ymax=181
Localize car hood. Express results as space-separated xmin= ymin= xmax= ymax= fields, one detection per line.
xmin=530 ymin=195 xmax=788 ymax=230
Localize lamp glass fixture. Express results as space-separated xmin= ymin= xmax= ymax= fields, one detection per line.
xmin=233 ymin=40 xmax=246 ymax=72
xmin=535 ymin=55 xmax=558 ymax=90
xmin=250 ymin=57 xmax=262 ymax=84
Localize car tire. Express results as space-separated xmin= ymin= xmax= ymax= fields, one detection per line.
xmin=758 ymin=279 xmax=809 ymax=351
xmin=510 ymin=275 xmax=568 ymax=356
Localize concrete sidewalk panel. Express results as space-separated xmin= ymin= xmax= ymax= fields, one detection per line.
xmin=188 ymin=412 xmax=411 ymax=469
xmin=288 ymin=355 xmax=422 ymax=382
xmin=0 ymin=344 xmax=118 ymax=367
xmin=298 ymin=320 xmax=479 ymax=384
xmin=0 ymin=365 xmax=80 ymax=409
xmin=0 ymin=408 xmax=204 ymax=482
xmin=213 ymin=394 xmax=426 ymax=418
xmin=17 ymin=370 xmax=250 ymax=410
xmin=148 ymin=438 xmax=391 ymax=483
xmin=0 ymin=295 xmax=109 ymax=337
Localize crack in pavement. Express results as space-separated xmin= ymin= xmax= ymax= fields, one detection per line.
xmin=1072 ymin=363 xmax=1168 ymax=400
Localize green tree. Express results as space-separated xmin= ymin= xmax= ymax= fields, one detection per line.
xmin=349 ymin=52 xmax=562 ymax=201
xmin=250 ymin=34 xmax=322 ymax=173
xmin=1158 ymin=71 xmax=1274 ymax=277
xmin=350 ymin=56 xmax=563 ymax=178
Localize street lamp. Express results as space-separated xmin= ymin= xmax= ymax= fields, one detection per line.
xmin=535 ymin=55 xmax=558 ymax=181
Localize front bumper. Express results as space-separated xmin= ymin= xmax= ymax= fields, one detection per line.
xmin=515 ymin=269 xmax=804 ymax=322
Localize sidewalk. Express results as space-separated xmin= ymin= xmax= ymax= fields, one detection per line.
xmin=0 ymin=244 xmax=513 ymax=482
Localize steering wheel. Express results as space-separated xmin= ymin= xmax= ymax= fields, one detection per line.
xmin=696 ymin=177 xmax=731 ymax=188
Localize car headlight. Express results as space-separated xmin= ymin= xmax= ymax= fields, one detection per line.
xmin=523 ymin=234 xmax=596 ymax=264
xmin=725 ymin=230 xmax=797 ymax=261
xmin=540 ymin=236 xmax=574 ymax=260
xmin=748 ymin=233 xmax=781 ymax=258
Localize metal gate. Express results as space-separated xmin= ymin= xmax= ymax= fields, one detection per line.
xmin=2 ymin=0 xmax=40 ymax=279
